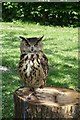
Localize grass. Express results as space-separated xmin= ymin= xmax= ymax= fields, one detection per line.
xmin=1 ymin=21 xmax=79 ymax=118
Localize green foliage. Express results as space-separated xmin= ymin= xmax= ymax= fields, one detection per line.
xmin=2 ymin=2 xmax=80 ymax=27
xmin=1 ymin=22 xmax=79 ymax=118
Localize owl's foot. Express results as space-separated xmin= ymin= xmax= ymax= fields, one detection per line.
xmin=29 ymin=88 xmax=40 ymax=100
xmin=29 ymin=88 xmax=36 ymax=96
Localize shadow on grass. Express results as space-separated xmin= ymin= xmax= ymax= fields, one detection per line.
xmin=47 ymin=64 xmax=78 ymax=87
xmin=2 ymin=70 xmax=23 ymax=118
xmin=2 ymin=55 xmax=19 ymax=69
xmin=44 ymin=48 xmax=78 ymax=89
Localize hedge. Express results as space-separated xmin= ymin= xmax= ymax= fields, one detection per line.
xmin=2 ymin=2 xmax=80 ymax=27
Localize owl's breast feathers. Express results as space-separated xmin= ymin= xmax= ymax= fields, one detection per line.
xmin=18 ymin=51 xmax=48 ymax=88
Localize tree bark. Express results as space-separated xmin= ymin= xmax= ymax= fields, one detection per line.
xmin=14 ymin=87 xmax=80 ymax=119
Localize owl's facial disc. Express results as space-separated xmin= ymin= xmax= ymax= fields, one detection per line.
xmin=20 ymin=36 xmax=43 ymax=53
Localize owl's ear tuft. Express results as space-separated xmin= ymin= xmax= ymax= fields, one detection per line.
xmin=35 ymin=35 xmax=44 ymax=45
xmin=37 ymin=35 xmax=44 ymax=43
xmin=19 ymin=36 xmax=26 ymax=41
xmin=39 ymin=35 xmax=44 ymax=41
xmin=19 ymin=36 xmax=30 ymax=46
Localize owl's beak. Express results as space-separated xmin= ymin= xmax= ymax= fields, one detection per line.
xmin=31 ymin=47 xmax=34 ymax=52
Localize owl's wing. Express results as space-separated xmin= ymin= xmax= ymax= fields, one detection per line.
xmin=40 ymin=54 xmax=49 ymax=79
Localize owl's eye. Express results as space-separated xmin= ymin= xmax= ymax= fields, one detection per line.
xmin=26 ymin=43 xmax=30 ymax=47
xmin=34 ymin=43 xmax=38 ymax=46
xmin=25 ymin=41 xmax=31 ymax=47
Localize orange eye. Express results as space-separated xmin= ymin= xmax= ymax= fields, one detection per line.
xmin=34 ymin=43 xmax=38 ymax=46
xmin=26 ymin=43 xmax=30 ymax=47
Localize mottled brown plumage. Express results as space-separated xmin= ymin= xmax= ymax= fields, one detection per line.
xmin=18 ymin=36 xmax=48 ymax=91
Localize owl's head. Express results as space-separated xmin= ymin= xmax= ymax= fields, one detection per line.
xmin=19 ymin=36 xmax=44 ymax=54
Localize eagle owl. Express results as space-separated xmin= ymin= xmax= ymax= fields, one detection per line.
xmin=18 ymin=36 xmax=48 ymax=91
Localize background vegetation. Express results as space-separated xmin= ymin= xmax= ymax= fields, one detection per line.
xmin=2 ymin=2 xmax=80 ymax=27
xmin=1 ymin=2 xmax=79 ymax=118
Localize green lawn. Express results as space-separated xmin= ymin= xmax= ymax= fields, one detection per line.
xmin=1 ymin=21 xmax=79 ymax=118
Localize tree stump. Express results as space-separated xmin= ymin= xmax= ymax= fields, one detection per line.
xmin=14 ymin=87 xmax=80 ymax=119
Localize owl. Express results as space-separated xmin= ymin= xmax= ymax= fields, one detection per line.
xmin=18 ymin=36 xmax=48 ymax=91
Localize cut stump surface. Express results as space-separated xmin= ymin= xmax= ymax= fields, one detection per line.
xmin=14 ymin=87 xmax=80 ymax=119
